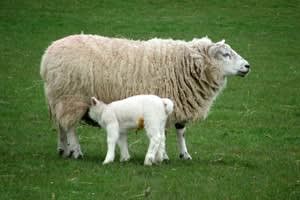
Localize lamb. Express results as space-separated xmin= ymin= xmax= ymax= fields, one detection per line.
xmin=88 ymin=95 xmax=174 ymax=165
xmin=40 ymin=34 xmax=250 ymax=160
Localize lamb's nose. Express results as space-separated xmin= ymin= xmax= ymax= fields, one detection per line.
xmin=245 ymin=64 xmax=250 ymax=69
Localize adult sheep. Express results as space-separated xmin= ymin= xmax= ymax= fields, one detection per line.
xmin=40 ymin=34 xmax=250 ymax=159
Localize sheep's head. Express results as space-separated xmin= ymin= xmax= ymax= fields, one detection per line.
xmin=209 ymin=40 xmax=250 ymax=77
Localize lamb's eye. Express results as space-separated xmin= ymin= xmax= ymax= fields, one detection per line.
xmin=223 ymin=53 xmax=231 ymax=58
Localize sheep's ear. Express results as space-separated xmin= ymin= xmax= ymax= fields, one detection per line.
xmin=91 ymin=97 xmax=98 ymax=106
xmin=217 ymin=39 xmax=225 ymax=45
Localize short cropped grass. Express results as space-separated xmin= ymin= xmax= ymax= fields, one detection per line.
xmin=0 ymin=0 xmax=299 ymax=199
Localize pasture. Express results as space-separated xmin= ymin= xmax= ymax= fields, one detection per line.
xmin=0 ymin=0 xmax=299 ymax=199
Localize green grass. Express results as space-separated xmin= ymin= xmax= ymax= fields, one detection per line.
xmin=1 ymin=0 xmax=299 ymax=199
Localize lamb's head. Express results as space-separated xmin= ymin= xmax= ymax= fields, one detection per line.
xmin=209 ymin=40 xmax=250 ymax=77
xmin=88 ymin=97 xmax=106 ymax=123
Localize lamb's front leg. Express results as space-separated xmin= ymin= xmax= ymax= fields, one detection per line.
xmin=118 ymin=133 xmax=130 ymax=162
xmin=103 ymin=123 xmax=119 ymax=165
xmin=175 ymin=123 xmax=192 ymax=160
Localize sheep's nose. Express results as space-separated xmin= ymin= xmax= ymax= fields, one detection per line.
xmin=245 ymin=64 xmax=250 ymax=69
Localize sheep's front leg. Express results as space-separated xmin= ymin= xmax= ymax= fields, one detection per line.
xmin=118 ymin=133 xmax=130 ymax=162
xmin=103 ymin=123 xmax=119 ymax=165
xmin=175 ymin=123 xmax=192 ymax=160
xmin=58 ymin=125 xmax=68 ymax=156
xmin=66 ymin=127 xmax=83 ymax=159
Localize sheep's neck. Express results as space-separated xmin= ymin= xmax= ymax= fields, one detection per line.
xmin=174 ymin=58 xmax=226 ymax=122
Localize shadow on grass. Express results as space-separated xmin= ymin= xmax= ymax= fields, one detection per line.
xmin=71 ymin=153 xmax=146 ymax=166
xmin=48 ymin=150 xmax=257 ymax=170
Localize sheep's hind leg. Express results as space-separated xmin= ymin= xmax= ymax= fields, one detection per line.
xmin=175 ymin=123 xmax=192 ymax=160
xmin=54 ymin=97 xmax=87 ymax=159
xmin=58 ymin=125 xmax=68 ymax=156
xmin=66 ymin=127 xmax=83 ymax=159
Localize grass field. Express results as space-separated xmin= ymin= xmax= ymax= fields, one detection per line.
xmin=1 ymin=0 xmax=299 ymax=199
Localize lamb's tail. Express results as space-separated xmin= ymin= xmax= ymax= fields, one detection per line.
xmin=162 ymin=98 xmax=174 ymax=115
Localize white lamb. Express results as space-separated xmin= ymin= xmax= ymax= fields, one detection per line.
xmin=88 ymin=95 xmax=174 ymax=165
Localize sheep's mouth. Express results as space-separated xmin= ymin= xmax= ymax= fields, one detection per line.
xmin=237 ymin=70 xmax=249 ymax=77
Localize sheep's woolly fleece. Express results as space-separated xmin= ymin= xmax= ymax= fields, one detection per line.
xmin=40 ymin=35 xmax=226 ymax=129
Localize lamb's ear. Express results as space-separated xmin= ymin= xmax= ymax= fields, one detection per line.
xmin=91 ymin=97 xmax=99 ymax=106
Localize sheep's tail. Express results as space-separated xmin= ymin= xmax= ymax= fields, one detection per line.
xmin=162 ymin=98 xmax=174 ymax=115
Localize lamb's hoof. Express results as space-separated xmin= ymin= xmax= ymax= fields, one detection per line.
xmin=163 ymin=153 xmax=170 ymax=161
xmin=103 ymin=160 xmax=113 ymax=165
xmin=120 ymin=156 xmax=130 ymax=162
xmin=162 ymin=158 xmax=170 ymax=164
xmin=154 ymin=156 xmax=163 ymax=163
xmin=144 ymin=157 xmax=154 ymax=166
xmin=144 ymin=161 xmax=153 ymax=166
xmin=163 ymin=155 xmax=170 ymax=161
xmin=179 ymin=152 xmax=192 ymax=160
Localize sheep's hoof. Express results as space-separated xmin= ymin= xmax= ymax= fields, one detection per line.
xmin=68 ymin=150 xmax=74 ymax=158
xmin=71 ymin=150 xmax=83 ymax=159
xmin=60 ymin=150 xmax=83 ymax=159
xmin=66 ymin=145 xmax=83 ymax=159
xmin=179 ymin=152 xmax=192 ymax=160
xmin=58 ymin=148 xmax=64 ymax=156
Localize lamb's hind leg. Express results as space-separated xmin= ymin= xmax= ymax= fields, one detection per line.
xmin=118 ymin=133 xmax=130 ymax=162
xmin=175 ymin=123 xmax=192 ymax=160
xmin=160 ymin=131 xmax=169 ymax=161
xmin=144 ymin=127 xmax=162 ymax=166
xmin=155 ymin=124 xmax=169 ymax=163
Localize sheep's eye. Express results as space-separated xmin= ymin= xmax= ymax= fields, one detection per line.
xmin=223 ymin=53 xmax=231 ymax=58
